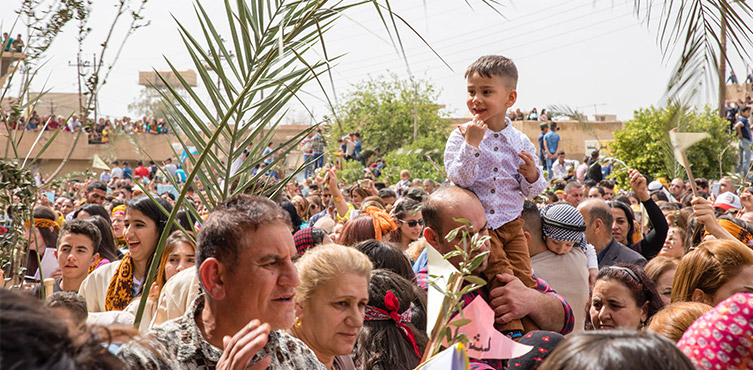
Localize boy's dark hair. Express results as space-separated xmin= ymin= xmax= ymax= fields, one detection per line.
xmin=122 ymin=161 xmax=128 ymax=166
xmin=557 ymin=151 xmax=565 ymax=156
xmin=464 ymin=55 xmax=518 ymax=89
xmin=44 ymin=291 xmax=88 ymax=327
xmin=550 ymin=122 xmax=558 ymax=130
xmin=58 ymin=219 xmax=102 ymax=254
xmin=137 ymin=160 xmax=143 ymax=166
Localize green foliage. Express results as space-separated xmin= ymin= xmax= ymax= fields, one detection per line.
xmin=332 ymin=74 xmax=451 ymax=154
xmin=382 ymin=135 xmax=448 ymax=184
xmin=128 ymin=87 xmax=186 ymax=121
xmin=611 ymin=104 xmax=736 ymax=186
xmin=339 ymin=159 xmax=367 ymax=185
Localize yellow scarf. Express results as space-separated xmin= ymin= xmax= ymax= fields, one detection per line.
xmin=105 ymin=253 xmax=134 ymax=311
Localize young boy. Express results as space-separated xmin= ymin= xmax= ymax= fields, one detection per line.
xmin=444 ymin=55 xmax=546 ymax=334
xmin=57 ymin=219 xmax=102 ymax=293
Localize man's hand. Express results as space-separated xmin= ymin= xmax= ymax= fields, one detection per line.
xmin=488 ymin=273 xmax=537 ymax=324
xmin=740 ymin=189 xmax=753 ymax=212
xmin=458 ymin=115 xmax=486 ymax=148
xmin=628 ymin=169 xmax=650 ymax=202
xmin=517 ymin=151 xmax=539 ymax=184
xmin=216 ymin=320 xmax=272 ymax=370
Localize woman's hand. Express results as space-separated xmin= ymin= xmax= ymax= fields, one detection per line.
xmin=628 ymin=169 xmax=650 ymax=202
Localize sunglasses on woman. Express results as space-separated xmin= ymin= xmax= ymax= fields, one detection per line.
xmin=399 ymin=219 xmax=424 ymax=227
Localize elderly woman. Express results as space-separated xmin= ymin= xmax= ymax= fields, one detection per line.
xmin=291 ymin=244 xmax=373 ymax=370
xmin=671 ymin=239 xmax=753 ymax=305
xmin=589 ymin=264 xmax=664 ymax=330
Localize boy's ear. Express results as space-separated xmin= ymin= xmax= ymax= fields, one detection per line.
xmin=506 ymin=89 xmax=518 ymax=108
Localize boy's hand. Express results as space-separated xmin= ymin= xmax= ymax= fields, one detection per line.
xmin=518 ymin=150 xmax=539 ymax=183
xmin=458 ymin=115 xmax=486 ymax=148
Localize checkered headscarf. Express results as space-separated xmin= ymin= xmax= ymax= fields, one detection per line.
xmin=540 ymin=203 xmax=587 ymax=247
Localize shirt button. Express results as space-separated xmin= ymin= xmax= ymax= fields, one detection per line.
xmin=490 ymin=209 xmax=495 ymax=214
xmin=475 ymin=153 xmax=480 ymax=157
xmin=494 ymin=147 xmax=498 ymax=151
xmin=491 ymin=189 xmax=496 ymax=194
xmin=493 ymin=168 xmax=498 ymax=172
xmin=494 ymin=134 xmax=499 ymax=138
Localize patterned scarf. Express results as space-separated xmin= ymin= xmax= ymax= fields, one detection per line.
xmin=105 ymin=253 xmax=134 ymax=311
xmin=88 ymin=256 xmax=104 ymax=275
xmin=716 ymin=219 xmax=753 ymax=246
xmin=364 ymin=290 xmax=420 ymax=358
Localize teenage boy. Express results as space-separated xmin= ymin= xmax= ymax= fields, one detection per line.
xmin=444 ymin=55 xmax=546 ymax=335
xmin=35 ymin=220 xmax=102 ymax=297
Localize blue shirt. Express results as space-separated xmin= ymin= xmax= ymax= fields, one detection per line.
xmin=175 ymin=169 xmax=187 ymax=183
xmin=738 ymin=116 xmax=751 ymax=141
xmin=122 ymin=167 xmax=133 ymax=180
xmin=543 ymin=131 xmax=560 ymax=155
xmin=537 ymin=132 xmax=547 ymax=156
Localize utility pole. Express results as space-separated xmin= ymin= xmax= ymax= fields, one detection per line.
xmin=68 ymin=54 xmax=91 ymax=119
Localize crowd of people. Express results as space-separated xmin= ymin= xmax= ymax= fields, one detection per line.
xmin=2 ymin=32 xmax=24 ymax=52
xmin=7 ymin=112 xmax=170 ymax=144
xmin=3 ymin=55 xmax=753 ymax=370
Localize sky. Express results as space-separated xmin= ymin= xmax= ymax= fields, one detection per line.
xmin=3 ymin=0 xmax=752 ymax=123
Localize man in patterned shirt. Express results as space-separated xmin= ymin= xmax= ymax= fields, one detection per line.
xmin=118 ymin=195 xmax=325 ymax=369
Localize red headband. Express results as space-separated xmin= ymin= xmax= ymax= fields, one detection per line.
xmin=364 ymin=291 xmax=420 ymax=358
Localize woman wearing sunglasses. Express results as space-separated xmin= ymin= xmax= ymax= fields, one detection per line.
xmin=388 ymin=199 xmax=423 ymax=252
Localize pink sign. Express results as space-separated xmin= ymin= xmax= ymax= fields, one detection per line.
xmin=449 ymin=296 xmax=533 ymax=359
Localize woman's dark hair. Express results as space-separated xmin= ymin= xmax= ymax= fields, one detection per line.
xmin=354 ymin=269 xmax=428 ymax=370
xmin=355 ymin=240 xmax=414 ymax=282
xmin=595 ymin=264 xmax=664 ymax=322
xmin=538 ymin=330 xmax=694 ymax=370
xmin=310 ymin=227 xmax=327 ymax=245
xmin=126 ymin=195 xmax=175 ymax=239
xmin=0 ymin=289 xmax=127 ymax=369
xmin=73 ymin=204 xmax=111 ymax=223
xmin=280 ymin=200 xmax=303 ymax=233
xmin=31 ymin=206 xmax=59 ymax=249
xmin=83 ymin=216 xmax=119 ymax=262
xmin=608 ymin=200 xmax=635 ymax=244
xmin=388 ymin=198 xmax=422 ymax=245
xmin=337 ymin=215 xmax=376 ymax=246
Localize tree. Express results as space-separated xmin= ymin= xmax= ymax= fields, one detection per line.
xmin=610 ymin=103 xmax=736 ymax=184
xmin=128 ymin=87 xmax=186 ymax=120
xmin=333 ymin=74 xmax=451 ymax=153
xmin=381 ymin=135 xmax=448 ymax=184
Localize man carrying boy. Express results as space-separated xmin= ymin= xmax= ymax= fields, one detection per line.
xmin=444 ymin=55 xmax=546 ymax=335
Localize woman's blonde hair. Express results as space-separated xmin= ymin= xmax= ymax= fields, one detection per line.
xmin=647 ymin=301 xmax=712 ymax=343
xmin=670 ymin=239 xmax=753 ymax=303
xmin=294 ymin=244 xmax=373 ymax=305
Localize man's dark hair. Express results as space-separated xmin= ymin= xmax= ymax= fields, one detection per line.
xmin=86 ymin=180 xmax=107 ymax=193
xmin=521 ymin=200 xmax=543 ymax=240
xmin=57 ymin=219 xmax=102 ymax=254
xmin=72 ymin=204 xmax=111 ymax=223
xmin=591 ymin=150 xmax=600 ymax=159
xmin=598 ymin=180 xmax=615 ymax=190
xmin=44 ymin=291 xmax=88 ymax=327
xmin=550 ymin=122 xmax=558 ymax=130
xmin=117 ymin=184 xmax=132 ymax=194
xmin=112 ymin=160 xmax=119 ymax=165
xmin=592 ymin=186 xmax=605 ymax=196
xmin=122 ymin=161 xmax=128 ymax=166
xmin=584 ymin=179 xmax=597 ymax=188
xmin=137 ymin=161 xmax=143 ymax=166
xmin=695 ymin=178 xmax=709 ymax=190
xmin=557 ymin=151 xmax=565 ymax=156
xmin=149 ymin=160 xmax=155 ymax=165
xmin=378 ymin=188 xmax=397 ymax=199
xmin=464 ymin=55 xmax=518 ymax=90
xmin=196 ymin=194 xmax=291 ymax=273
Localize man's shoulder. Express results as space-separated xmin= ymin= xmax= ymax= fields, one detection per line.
xmin=266 ymin=331 xmax=326 ymax=368
xmin=610 ymin=241 xmax=647 ymax=264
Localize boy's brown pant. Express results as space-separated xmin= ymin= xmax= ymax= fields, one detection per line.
xmin=484 ymin=218 xmax=540 ymax=333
